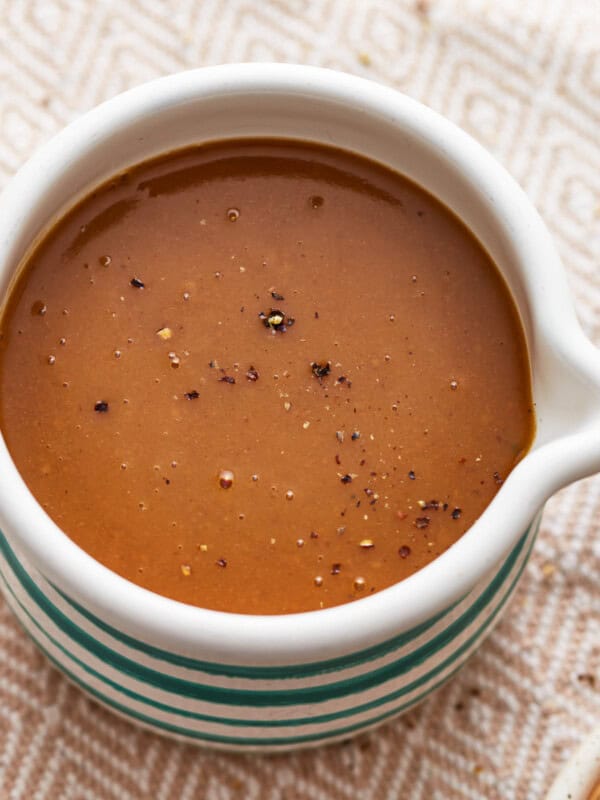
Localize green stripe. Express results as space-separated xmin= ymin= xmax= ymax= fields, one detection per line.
xmin=51 ymin=579 xmax=461 ymax=679
xmin=0 ymin=518 xmax=536 ymax=732
xmin=0 ymin=522 xmax=536 ymax=708
xmin=15 ymin=623 xmax=469 ymax=746
xmin=3 ymin=516 xmax=534 ymax=679
xmin=0 ymin=568 xmax=464 ymax=728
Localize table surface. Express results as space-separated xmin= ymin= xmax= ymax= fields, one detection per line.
xmin=0 ymin=1 xmax=599 ymax=798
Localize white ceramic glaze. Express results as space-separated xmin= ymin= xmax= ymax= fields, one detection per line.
xmin=546 ymin=726 xmax=600 ymax=800
xmin=0 ymin=64 xmax=597 ymax=748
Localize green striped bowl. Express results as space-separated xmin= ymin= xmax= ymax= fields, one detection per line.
xmin=1 ymin=65 xmax=599 ymax=749
xmin=0 ymin=517 xmax=539 ymax=750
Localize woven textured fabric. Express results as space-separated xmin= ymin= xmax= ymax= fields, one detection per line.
xmin=0 ymin=1 xmax=598 ymax=797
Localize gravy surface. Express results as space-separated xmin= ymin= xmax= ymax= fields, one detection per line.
xmin=0 ymin=140 xmax=534 ymax=614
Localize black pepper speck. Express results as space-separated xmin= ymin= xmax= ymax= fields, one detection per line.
xmin=311 ymin=361 xmax=331 ymax=379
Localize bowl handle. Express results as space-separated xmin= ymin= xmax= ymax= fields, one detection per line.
xmin=528 ymin=323 xmax=600 ymax=497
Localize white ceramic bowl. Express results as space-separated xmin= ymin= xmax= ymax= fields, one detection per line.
xmin=546 ymin=726 xmax=600 ymax=800
xmin=0 ymin=64 xmax=598 ymax=751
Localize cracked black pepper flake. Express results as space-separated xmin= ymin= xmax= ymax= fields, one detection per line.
xmin=331 ymin=563 xmax=341 ymax=575
xmin=184 ymin=390 xmax=199 ymax=400
xmin=130 ymin=277 xmax=145 ymax=288
xmin=451 ymin=507 xmax=462 ymax=519
xmin=216 ymin=558 xmax=228 ymax=568
xmin=351 ymin=431 xmax=360 ymax=440
xmin=340 ymin=474 xmax=353 ymax=484
xmin=493 ymin=471 xmax=503 ymax=484
xmin=219 ymin=376 xmax=236 ymax=384
xmin=423 ymin=499 xmax=440 ymax=510
xmin=259 ymin=309 xmax=289 ymax=331
xmin=246 ymin=367 xmax=259 ymax=382
xmin=271 ymin=291 xmax=285 ymax=301
xmin=311 ymin=361 xmax=331 ymax=378
xmin=399 ymin=545 xmax=412 ymax=558
xmin=415 ymin=516 xmax=430 ymax=529
xmin=408 ymin=470 xmax=416 ymax=480
xmin=94 ymin=401 xmax=109 ymax=413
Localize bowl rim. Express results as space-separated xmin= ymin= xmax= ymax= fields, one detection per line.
xmin=546 ymin=725 xmax=600 ymax=800
xmin=0 ymin=63 xmax=599 ymax=665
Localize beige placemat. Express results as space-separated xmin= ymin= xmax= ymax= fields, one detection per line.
xmin=0 ymin=1 xmax=599 ymax=797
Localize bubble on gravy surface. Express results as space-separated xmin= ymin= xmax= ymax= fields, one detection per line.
xmin=0 ymin=139 xmax=535 ymax=614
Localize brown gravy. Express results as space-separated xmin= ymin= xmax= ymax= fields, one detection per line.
xmin=0 ymin=140 xmax=534 ymax=614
